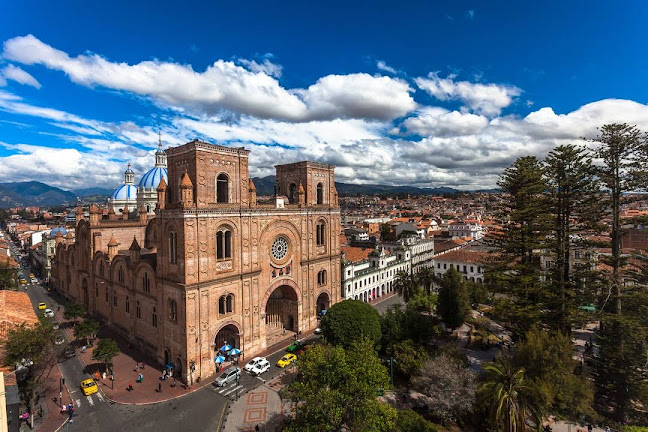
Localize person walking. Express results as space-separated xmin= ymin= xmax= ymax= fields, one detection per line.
xmin=127 ymin=381 xmax=133 ymax=391
xmin=158 ymin=382 xmax=162 ymax=393
xmin=587 ymin=424 xmax=593 ymax=432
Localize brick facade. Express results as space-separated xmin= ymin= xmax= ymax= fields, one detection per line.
xmin=52 ymin=140 xmax=341 ymax=383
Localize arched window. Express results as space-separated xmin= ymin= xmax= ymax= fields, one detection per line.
xmin=142 ymin=273 xmax=150 ymax=293
xmin=152 ymin=307 xmax=158 ymax=327
xmin=169 ymin=299 xmax=177 ymax=321
xmin=316 ymin=221 xmax=326 ymax=247
xmin=136 ymin=300 xmax=141 ymax=319
xmin=216 ymin=174 xmax=229 ymax=203
xmin=99 ymin=261 xmax=104 ymax=276
xmin=169 ymin=232 xmax=177 ymax=264
xmin=226 ymin=294 xmax=234 ymax=313
xmin=216 ymin=228 xmax=232 ymax=260
xmin=118 ymin=267 xmax=124 ymax=284
xmin=126 ymin=296 xmax=130 ymax=313
xmin=218 ymin=296 xmax=225 ymax=315
xmin=113 ymin=292 xmax=118 ymax=307
xmin=318 ymin=269 xmax=327 ymax=286
xmin=316 ymin=183 xmax=323 ymax=205
xmin=289 ymin=183 xmax=297 ymax=204
xmin=95 ymin=284 xmax=99 ymax=298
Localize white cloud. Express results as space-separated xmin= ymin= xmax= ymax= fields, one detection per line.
xmin=400 ymin=107 xmax=489 ymax=137
xmin=376 ymin=60 xmax=397 ymax=74
xmin=237 ymin=58 xmax=283 ymax=78
xmin=415 ymin=72 xmax=521 ymax=116
xmin=2 ymin=35 xmax=416 ymax=122
xmin=0 ymin=64 xmax=41 ymax=88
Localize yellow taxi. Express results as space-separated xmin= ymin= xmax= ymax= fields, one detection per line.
xmin=29 ymin=273 xmax=34 ymax=278
xmin=80 ymin=378 xmax=98 ymax=396
xmin=276 ymin=353 xmax=297 ymax=368
xmin=37 ymin=302 xmax=47 ymax=310
xmin=20 ymin=279 xmax=27 ymax=285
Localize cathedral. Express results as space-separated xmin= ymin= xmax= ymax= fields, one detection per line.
xmin=52 ymin=139 xmax=342 ymax=383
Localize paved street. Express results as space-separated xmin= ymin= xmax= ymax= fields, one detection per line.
xmin=372 ymin=293 xmax=404 ymax=314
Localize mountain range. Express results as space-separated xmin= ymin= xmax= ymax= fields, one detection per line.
xmin=0 ymin=178 xmax=495 ymax=208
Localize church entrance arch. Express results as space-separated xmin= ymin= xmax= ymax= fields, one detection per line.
xmin=264 ymin=284 xmax=299 ymax=345
xmin=214 ymin=323 xmax=241 ymax=353
xmin=316 ymin=292 xmax=330 ymax=315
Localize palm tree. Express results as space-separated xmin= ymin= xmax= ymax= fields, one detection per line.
xmin=479 ymin=356 xmax=541 ymax=432
xmin=416 ymin=267 xmax=437 ymax=295
xmin=393 ymin=270 xmax=419 ymax=303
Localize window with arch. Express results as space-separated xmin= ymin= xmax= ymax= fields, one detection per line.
xmin=316 ymin=221 xmax=326 ymax=247
xmin=216 ymin=173 xmax=229 ymax=203
xmin=118 ymin=267 xmax=124 ymax=284
xmin=318 ymin=269 xmax=327 ymax=286
xmin=316 ymin=182 xmax=323 ymax=205
xmin=113 ymin=292 xmax=118 ymax=307
xmin=142 ymin=273 xmax=151 ymax=293
xmin=105 ymin=286 xmax=108 ymax=302
xmin=126 ymin=296 xmax=130 ymax=313
xmin=136 ymin=300 xmax=141 ymax=319
xmin=216 ymin=228 xmax=232 ymax=260
xmin=95 ymin=284 xmax=99 ymax=298
xmin=152 ymin=307 xmax=158 ymax=327
xmin=289 ymin=183 xmax=297 ymax=204
xmin=99 ymin=261 xmax=104 ymax=276
xmin=168 ymin=299 xmax=178 ymax=322
xmin=168 ymin=232 xmax=177 ymax=264
xmin=218 ymin=294 xmax=234 ymax=315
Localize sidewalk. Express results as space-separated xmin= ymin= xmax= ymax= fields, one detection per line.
xmin=54 ymin=307 xmax=221 ymax=405
xmin=223 ymin=371 xmax=295 ymax=432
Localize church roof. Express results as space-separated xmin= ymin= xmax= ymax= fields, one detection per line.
xmin=50 ymin=226 xmax=67 ymax=237
xmin=107 ymin=235 xmax=119 ymax=247
xmin=138 ymin=166 xmax=168 ymax=190
xmin=112 ymin=183 xmax=137 ymax=200
xmin=128 ymin=236 xmax=141 ymax=251
xmin=156 ymin=177 xmax=167 ymax=191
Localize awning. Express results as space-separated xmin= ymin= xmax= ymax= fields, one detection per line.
xmin=220 ymin=343 xmax=232 ymax=352
xmin=214 ymin=355 xmax=225 ymax=363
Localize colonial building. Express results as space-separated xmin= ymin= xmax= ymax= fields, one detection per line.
xmin=383 ymin=235 xmax=435 ymax=274
xmin=52 ymin=139 xmax=341 ymax=384
xmin=341 ymin=246 xmax=408 ymax=302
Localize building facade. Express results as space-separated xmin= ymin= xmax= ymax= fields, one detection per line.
xmin=52 ymin=140 xmax=342 ymax=384
xmin=342 ymin=247 xmax=409 ymax=302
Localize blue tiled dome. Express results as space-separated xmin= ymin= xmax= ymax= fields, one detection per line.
xmin=112 ymin=184 xmax=138 ymax=200
xmin=138 ymin=167 xmax=168 ymax=190
xmin=50 ymin=227 xmax=67 ymax=237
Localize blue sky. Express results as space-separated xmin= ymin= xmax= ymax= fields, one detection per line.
xmin=0 ymin=1 xmax=647 ymax=191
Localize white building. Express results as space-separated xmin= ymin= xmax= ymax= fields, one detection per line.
xmin=136 ymin=138 xmax=168 ymax=215
xmin=433 ymin=248 xmax=487 ymax=284
xmin=342 ymin=247 xmax=410 ymax=302
xmin=383 ymin=235 xmax=435 ymax=274
xmin=448 ymin=221 xmax=483 ymax=240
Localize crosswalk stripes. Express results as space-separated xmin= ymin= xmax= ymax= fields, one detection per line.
xmin=221 ymin=385 xmax=243 ymax=397
xmin=87 ymin=395 xmax=94 ymax=406
xmin=96 ymin=392 xmax=104 ymax=402
xmin=75 ymin=399 xmax=81 ymax=407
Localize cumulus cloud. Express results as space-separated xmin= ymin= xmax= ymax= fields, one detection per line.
xmin=415 ymin=72 xmax=521 ymax=116
xmin=0 ymin=64 xmax=41 ymax=88
xmin=400 ymin=107 xmax=489 ymax=137
xmin=2 ymin=35 xmax=416 ymax=122
xmin=237 ymin=58 xmax=283 ymax=78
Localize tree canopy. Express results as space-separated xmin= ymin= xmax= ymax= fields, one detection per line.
xmin=92 ymin=338 xmax=120 ymax=369
xmin=320 ymin=300 xmax=382 ymax=349
xmin=437 ymin=268 xmax=470 ymax=329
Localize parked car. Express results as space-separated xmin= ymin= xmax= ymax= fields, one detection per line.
xmin=276 ymin=353 xmax=297 ymax=368
xmin=314 ymin=327 xmax=322 ymax=335
xmin=43 ymin=309 xmax=54 ymax=318
xmin=249 ymin=359 xmax=270 ymax=376
xmin=38 ymin=302 xmax=47 ymax=310
xmin=214 ymin=366 xmax=241 ymax=387
xmin=31 ymin=278 xmax=38 ymax=284
xmin=55 ymin=334 xmax=66 ymax=345
xmin=244 ymin=357 xmax=267 ymax=372
xmin=63 ymin=348 xmax=76 ymax=358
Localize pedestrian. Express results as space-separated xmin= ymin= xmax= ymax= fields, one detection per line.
xmin=255 ymin=425 xmax=260 ymax=431
xmin=587 ymin=424 xmax=593 ymax=432
xmin=69 ymin=405 xmax=75 ymax=421
xmin=127 ymin=381 xmax=133 ymax=391
xmin=158 ymin=382 xmax=162 ymax=393
xmin=135 ymin=362 xmax=139 ymax=372
xmin=81 ymin=345 xmax=86 ymax=353
xmin=141 ymin=361 xmax=146 ymax=369
xmin=605 ymin=427 xmax=610 ymax=432
xmin=171 ymin=378 xmax=176 ymax=388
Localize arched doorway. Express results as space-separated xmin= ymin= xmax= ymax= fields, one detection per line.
xmin=316 ymin=292 xmax=330 ymax=315
xmin=164 ymin=349 xmax=170 ymax=366
xmin=264 ymin=285 xmax=298 ymax=345
xmin=214 ymin=324 xmax=240 ymax=351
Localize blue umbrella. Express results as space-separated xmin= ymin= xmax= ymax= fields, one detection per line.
xmin=220 ymin=343 xmax=232 ymax=352
xmin=229 ymin=348 xmax=242 ymax=356
xmin=214 ymin=355 xmax=225 ymax=363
